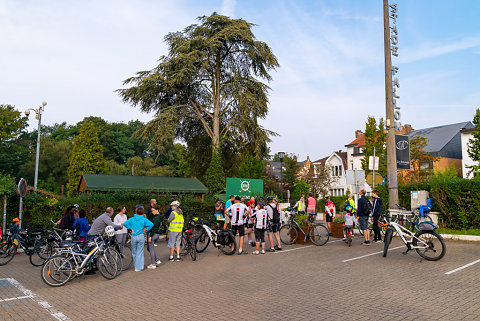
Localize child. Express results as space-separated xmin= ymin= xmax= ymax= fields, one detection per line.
xmin=123 ymin=205 xmax=153 ymax=271
xmin=72 ymin=210 xmax=90 ymax=236
xmin=167 ymin=201 xmax=184 ymax=262
xmin=251 ymin=201 xmax=268 ymax=255
xmin=343 ymin=206 xmax=355 ymax=241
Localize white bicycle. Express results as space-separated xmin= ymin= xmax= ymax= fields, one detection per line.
xmin=380 ymin=218 xmax=446 ymax=261
xmin=193 ymin=218 xmax=237 ymax=255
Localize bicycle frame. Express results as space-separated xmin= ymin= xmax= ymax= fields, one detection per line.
xmin=389 ymin=221 xmax=431 ymax=250
xmin=201 ymin=224 xmax=219 ymax=246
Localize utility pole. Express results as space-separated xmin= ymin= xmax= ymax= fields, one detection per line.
xmin=383 ymin=0 xmax=399 ymax=208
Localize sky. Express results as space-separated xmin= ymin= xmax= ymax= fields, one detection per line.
xmin=1 ymin=0 xmax=479 ymax=162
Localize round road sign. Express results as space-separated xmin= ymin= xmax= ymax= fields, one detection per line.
xmin=18 ymin=178 xmax=27 ymax=197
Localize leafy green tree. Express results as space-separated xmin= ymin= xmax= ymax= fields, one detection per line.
xmin=19 ymin=138 xmax=72 ymax=194
xmin=361 ymin=116 xmax=387 ymax=178
xmin=67 ymin=121 xmax=106 ymax=195
xmin=291 ymin=180 xmax=310 ymax=202
xmin=238 ymin=152 xmax=264 ymax=179
xmin=400 ymin=136 xmax=439 ymax=183
xmin=282 ymin=154 xmax=300 ymax=187
xmin=467 ymin=108 xmax=480 ymax=172
xmin=0 ymin=105 xmax=29 ymax=176
xmin=204 ymin=149 xmax=225 ymax=194
xmin=118 ymin=12 xmax=279 ymax=155
xmin=125 ymin=156 xmax=172 ymax=177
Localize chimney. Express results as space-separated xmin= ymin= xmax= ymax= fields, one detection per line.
xmin=355 ymin=130 xmax=363 ymax=138
xmin=403 ymin=124 xmax=413 ymax=134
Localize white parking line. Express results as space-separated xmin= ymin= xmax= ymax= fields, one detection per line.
xmin=342 ymin=246 xmax=404 ymax=262
xmin=0 ymin=295 xmax=32 ymax=303
xmin=445 ymin=258 xmax=480 ymax=275
xmin=0 ymin=278 xmax=71 ymax=321
xmin=275 ymin=245 xmax=315 ymax=253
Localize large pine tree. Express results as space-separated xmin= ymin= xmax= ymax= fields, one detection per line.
xmin=67 ymin=121 xmax=105 ymax=195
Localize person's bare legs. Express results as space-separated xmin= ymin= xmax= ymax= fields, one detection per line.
xmin=267 ymin=232 xmax=275 ymax=250
xmin=274 ymin=232 xmax=281 ymax=249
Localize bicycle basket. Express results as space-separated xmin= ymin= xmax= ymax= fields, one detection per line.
xmin=419 ymin=221 xmax=437 ymax=231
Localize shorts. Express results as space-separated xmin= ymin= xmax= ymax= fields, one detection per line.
xmin=268 ymin=222 xmax=281 ymax=233
xmin=358 ymin=216 xmax=369 ymax=230
xmin=232 ymin=224 xmax=245 ymax=237
xmin=254 ymin=228 xmax=265 ymax=243
xmin=325 ymin=214 xmax=333 ymax=223
xmin=168 ymin=231 xmax=182 ymax=248
xmin=245 ymin=223 xmax=254 ymax=229
xmin=225 ymin=215 xmax=231 ymax=224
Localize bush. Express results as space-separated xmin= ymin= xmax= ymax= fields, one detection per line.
xmin=20 ymin=191 xmax=215 ymax=228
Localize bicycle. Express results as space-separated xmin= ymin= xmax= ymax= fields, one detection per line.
xmin=179 ymin=228 xmax=196 ymax=261
xmin=344 ymin=226 xmax=353 ymax=247
xmin=193 ymin=218 xmax=237 ymax=255
xmin=387 ymin=205 xmax=436 ymax=234
xmin=380 ymin=217 xmax=446 ymax=261
xmin=41 ymin=229 xmax=121 ymax=287
xmin=0 ymin=225 xmax=49 ymax=266
xmin=279 ymin=210 xmax=330 ymax=246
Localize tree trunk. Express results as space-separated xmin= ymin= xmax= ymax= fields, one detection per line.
xmin=212 ymin=53 xmax=221 ymax=151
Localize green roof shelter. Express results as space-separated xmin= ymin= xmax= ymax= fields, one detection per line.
xmin=78 ymin=174 xmax=208 ymax=199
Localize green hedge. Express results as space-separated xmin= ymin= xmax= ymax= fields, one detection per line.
xmin=374 ymin=178 xmax=480 ymax=230
xmin=6 ymin=192 xmax=215 ymax=229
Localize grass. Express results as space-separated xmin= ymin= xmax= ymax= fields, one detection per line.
xmin=436 ymin=228 xmax=480 ymax=236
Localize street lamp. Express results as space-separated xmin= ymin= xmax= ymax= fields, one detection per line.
xmin=25 ymin=101 xmax=47 ymax=192
xmin=278 ymin=151 xmax=285 ymax=201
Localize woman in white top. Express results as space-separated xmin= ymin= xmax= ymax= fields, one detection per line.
xmin=114 ymin=205 xmax=128 ymax=254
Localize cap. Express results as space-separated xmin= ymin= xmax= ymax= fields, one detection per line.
xmin=73 ymin=204 xmax=79 ymax=208
xmin=170 ymin=201 xmax=180 ymax=207
xmin=135 ymin=204 xmax=144 ymax=209
xmin=234 ymin=196 xmax=241 ymax=201
xmin=12 ymin=218 xmax=19 ymax=223
xmin=215 ymin=198 xmax=222 ymax=203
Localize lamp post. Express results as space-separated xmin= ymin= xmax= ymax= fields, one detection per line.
xmin=25 ymin=102 xmax=47 ymax=192
xmin=278 ymin=152 xmax=285 ymax=201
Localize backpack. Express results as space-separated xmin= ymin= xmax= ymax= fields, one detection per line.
xmin=344 ymin=200 xmax=350 ymax=211
xmin=363 ymin=198 xmax=373 ymax=215
xmin=268 ymin=204 xmax=281 ymax=223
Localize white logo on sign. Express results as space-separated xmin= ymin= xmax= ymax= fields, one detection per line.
xmin=396 ymin=140 xmax=409 ymax=150
xmin=240 ymin=180 xmax=250 ymax=191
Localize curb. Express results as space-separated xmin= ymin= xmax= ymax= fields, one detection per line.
xmin=440 ymin=234 xmax=480 ymax=242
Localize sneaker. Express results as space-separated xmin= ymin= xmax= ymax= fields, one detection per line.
xmin=252 ymin=250 xmax=259 ymax=255
xmin=374 ymin=239 xmax=382 ymax=243
xmin=156 ymin=260 xmax=162 ymax=265
xmin=363 ymin=241 xmax=371 ymax=246
xmin=266 ymin=248 xmax=275 ymax=252
xmin=176 ymin=257 xmax=181 ymax=261
xmin=147 ymin=264 xmax=156 ymax=269
xmin=168 ymin=258 xmax=174 ymax=262
xmin=342 ymin=237 xmax=346 ymax=241
xmin=154 ymin=244 xmax=158 ymax=247
xmin=241 ymin=250 xmax=248 ymax=255
xmin=134 ymin=269 xmax=142 ymax=272
xmin=274 ymin=245 xmax=282 ymax=251
xmin=261 ymin=250 xmax=265 ymax=254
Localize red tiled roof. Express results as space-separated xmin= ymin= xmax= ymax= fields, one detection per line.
xmin=345 ymin=134 xmax=366 ymax=148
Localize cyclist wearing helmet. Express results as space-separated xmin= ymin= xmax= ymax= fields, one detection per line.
xmin=343 ymin=206 xmax=355 ymax=241
xmin=324 ymin=195 xmax=336 ymax=232
xmin=225 ymin=196 xmax=251 ymax=255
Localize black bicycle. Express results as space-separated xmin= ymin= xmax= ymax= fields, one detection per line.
xmin=180 ymin=228 xmax=196 ymax=261
xmin=279 ymin=210 xmax=330 ymax=246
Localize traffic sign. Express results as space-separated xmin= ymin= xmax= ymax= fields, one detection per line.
xmin=18 ymin=178 xmax=27 ymax=197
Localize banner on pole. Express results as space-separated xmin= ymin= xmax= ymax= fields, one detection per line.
xmin=226 ymin=178 xmax=263 ymax=198
xmin=395 ymin=134 xmax=411 ymax=170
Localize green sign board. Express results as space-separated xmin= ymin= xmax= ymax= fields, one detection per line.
xmin=226 ymin=177 xmax=263 ymax=198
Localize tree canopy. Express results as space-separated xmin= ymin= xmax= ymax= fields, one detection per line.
xmin=118 ymin=12 xmax=279 ymax=155
xmin=467 ymin=108 xmax=480 ymax=173
xmin=361 ymin=116 xmax=386 ymax=179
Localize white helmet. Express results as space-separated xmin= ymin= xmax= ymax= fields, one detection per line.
xmin=105 ymin=225 xmax=115 ymax=237
xmin=170 ymin=200 xmax=180 ymax=207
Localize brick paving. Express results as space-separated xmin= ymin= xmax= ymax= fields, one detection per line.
xmin=1 ymin=236 xmax=480 ymax=320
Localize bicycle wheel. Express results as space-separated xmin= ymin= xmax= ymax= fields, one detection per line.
xmin=279 ymin=224 xmax=298 ymax=245
xmin=195 ymin=231 xmax=210 ymax=253
xmin=309 ymin=224 xmax=329 ymax=246
xmin=30 ymin=241 xmax=52 ymax=266
xmin=120 ymin=244 xmax=133 ymax=271
xmin=109 ymin=249 xmax=123 ymax=276
xmin=383 ymin=228 xmax=393 ymax=257
xmin=0 ymin=242 xmax=16 ymax=266
xmin=347 ymin=235 xmax=352 ymax=247
xmin=188 ymin=240 xmax=197 ymax=261
xmin=97 ymin=250 xmax=118 ymax=280
xmin=221 ymin=230 xmax=237 ymax=255
xmin=41 ymin=255 xmax=73 ymax=287
xmin=413 ymin=230 xmax=446 ymax=261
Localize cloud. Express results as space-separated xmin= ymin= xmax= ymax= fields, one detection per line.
xmin=221 ymin=0 xmax=235 ymax=17
xmin=399 ymin=36 xmax=480 ymax=63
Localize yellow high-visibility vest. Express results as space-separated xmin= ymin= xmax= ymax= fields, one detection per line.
xmin=296 ymin=201 xmax=305 ymax=213
xmin=168 ymin=211 xmax=184 ymax=232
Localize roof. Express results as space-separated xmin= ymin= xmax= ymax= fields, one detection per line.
xmin=407 ymin=121 xmax=474 ymax=159
xmin=78 ymin=174 xmax=208 ymax=193
xmin=345 ymin=134 xmax=366 ymax=148
xmin=313 ymin=152 xmax=347 ymax=169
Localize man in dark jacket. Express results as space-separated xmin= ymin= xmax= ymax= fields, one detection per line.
xmin=356 ymin=189 xmax=371 ymax=246
xmin=371 ymin=190 xmax=383 ymax=242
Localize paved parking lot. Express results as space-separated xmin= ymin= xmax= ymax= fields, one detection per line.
xmin=1 ymin=236 xmax=480 ymax=321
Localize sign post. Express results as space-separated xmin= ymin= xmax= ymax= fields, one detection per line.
xmin=395 ymin=134 xmax=411 ymax=170
xmin=17 ymin=178 xmax=27 ymax=229
xmin=369 ymin=147 xmax=379 ymax=188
